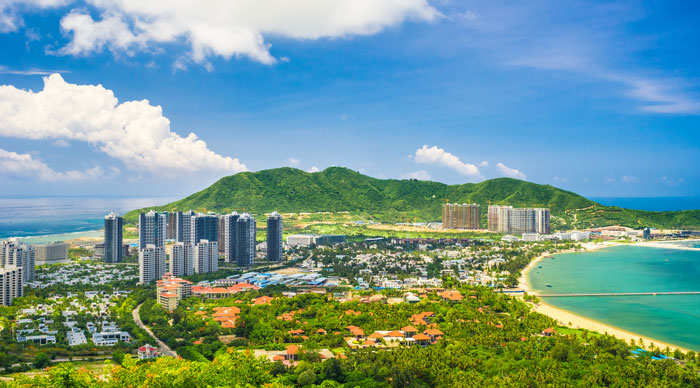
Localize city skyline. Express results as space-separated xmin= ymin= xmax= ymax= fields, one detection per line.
xmin=0 ymin=1 xmax=699 ymax=199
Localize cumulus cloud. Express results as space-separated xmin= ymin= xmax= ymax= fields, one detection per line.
xmin=308 ymin=166 xmax=320 ymax=173
xmin=0 ymin=147 xmax=114 ymax=181
xmin=496 ymin=162 xmax=526 ymax=180
xmin=0 ymin=74 xmax=247 ymax=174
xmin=51 ymin=139 xmax=70 ymax=147
xmin=413 ymin=145 xmax=482 ymax=178
xmin=401 ymin=170 xmax=431 ymax=180
xmin=288 ymin=157 xmax=300 ymax=166
xmin=479 ymin=160 xmax=489 ymax=167
xmin=54 ymin=0 xmax=439 ymax=65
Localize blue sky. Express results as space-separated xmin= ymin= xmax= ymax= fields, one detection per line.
xmin=0 ymin=0 xmax=698 ymax=199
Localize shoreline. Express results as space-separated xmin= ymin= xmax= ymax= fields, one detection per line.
xmin=519 ymin=242 xmax=693 ymax=353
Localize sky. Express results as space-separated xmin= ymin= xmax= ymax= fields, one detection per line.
xmin=0 ymin=0 xmax=699 ymax=199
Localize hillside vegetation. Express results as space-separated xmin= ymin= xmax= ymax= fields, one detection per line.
xmin=126 ymin=167 xmax=700 ymax=230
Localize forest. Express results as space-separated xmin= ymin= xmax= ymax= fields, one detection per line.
xmin=3 ymin=284 xmax=700 ymax=387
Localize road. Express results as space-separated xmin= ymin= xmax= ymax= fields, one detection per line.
xmin=132 ymin=303 xmax=177 ymax=357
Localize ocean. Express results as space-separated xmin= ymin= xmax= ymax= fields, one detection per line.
xmin=0 ymin=197 xmax=175 ymax=241
xmin=590 ymin=196 xmax=700 ymax=212
xmin=528 ymin=245 xmax=700 ymax=351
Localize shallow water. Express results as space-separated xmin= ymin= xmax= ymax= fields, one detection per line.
xmin=528 ymin=245 xmax=700 ymax=351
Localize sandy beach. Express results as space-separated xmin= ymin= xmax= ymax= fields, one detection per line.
xmin=519 ymin=242 xmax=692 ymax=353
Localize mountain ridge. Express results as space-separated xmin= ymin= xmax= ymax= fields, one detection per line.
xmin=125 ymin=167 xmax=700 ymax=230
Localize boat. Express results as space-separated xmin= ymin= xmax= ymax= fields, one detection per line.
xmin=545 ymin=284 xmax=552 ymax=288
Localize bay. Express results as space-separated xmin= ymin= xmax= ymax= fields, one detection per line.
xmin=528 ymin=245 xmax=700 ymax=351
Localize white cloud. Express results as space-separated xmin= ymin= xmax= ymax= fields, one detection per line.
xmin=413 ymin=145 xmax=482 ymax=178
xmin=661 ymin=176 xmax=684 ymax=186
xmin=401 ymin=170 xmax=431 ymax=180
xmin=51 ymin=139 xmax=70 ymax=147
xmin=0 ymin=74 xmax=247 ymax=175
xmin=54 ymin=0 xmax=439 ymax=65
xmin=0 ymin=147 xmax=112 ymax=181
xmin=288 ymin=157 xmax=300 ymax=166
xmin=620 ymin=77 xmax=700 ymax=114
xmin=621 ymin=175 xmax=637 ymax=183
xmin=479 ymin=160 xmax=488 ymax=167
xmin=308 ymin=166 xmax=320 ymax=173
xmin=496 ymin=162 xmax=526 ymax=180
xmin=0 ymin=0 xmax=68 ymax=33
xmin=0 ymin=65 xmax=70 ymax=75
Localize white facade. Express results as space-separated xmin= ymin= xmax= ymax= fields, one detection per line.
xmin=521 ymin=233 xmax=542 ymax=242
xmin=170 ymin=242 xmax=194 ymax=277
xmin=488 ymin=206 xmax=550 ymax=235
xmin=194 ymin=240 xmax=218 ymax=274
xmin=67 ymin=331 xmax=88 ymax=346
xmin=286 ymin=234 xmax=317 ymax=247
xmin=1 ymin=239 xmax=35 ymax=282
xmin=139 ymin=245 xmax=166 ymax=283
xmin=0 ymin=266 xmax=24 ymax=306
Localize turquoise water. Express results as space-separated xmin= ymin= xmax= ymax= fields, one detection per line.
xmin=528 ymin=245 xmax=700 ymax=351
xmin=0 ymin=197 xmax=174 ymax=239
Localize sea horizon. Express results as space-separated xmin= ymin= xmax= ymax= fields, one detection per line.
xmin=0 ymin=196 xmax=176 ymax=240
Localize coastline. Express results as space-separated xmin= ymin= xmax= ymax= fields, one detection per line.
xmin=519 ymin=242 xmax=693 ymax=353
xmin=3 ymin=229 xmax=104 ymax=245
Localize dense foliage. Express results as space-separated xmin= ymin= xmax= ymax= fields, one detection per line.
xmin=124 ymin=167 xmax=700 ymax=229
xmin=4 ymin=285 xmax=700 ymax=387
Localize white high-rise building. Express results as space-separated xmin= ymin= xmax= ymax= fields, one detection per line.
xmin=194 ymin=240 xmax=218 ymax=274
xmin=170 ymin=242 xmax=194 ymax=277
xmin=221 ymin=212 xmax=240 ymax=263
xmin=139 ymin=244 xmax=166 ymax=284
xmin=0 ymin=266 xmax=23 ymax=306
xmin=535 ymin=208 xmax=551 ymax=234
xmin=139 ymin=211 xmax=167 ymax=250
xmin=488 ymin=206 xmax=550 ymax=234
xmin=1 ymin=239 xmax=35 ymax=282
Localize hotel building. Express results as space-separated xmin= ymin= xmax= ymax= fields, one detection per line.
xmin=139 ymin=244 xmax=166 ymax=283
xmin=441 ymin=203 xmax=481 ymax=229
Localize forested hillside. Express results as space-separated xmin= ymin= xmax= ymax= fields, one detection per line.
xmin=126 ymin=167 xmax=700 ymax=230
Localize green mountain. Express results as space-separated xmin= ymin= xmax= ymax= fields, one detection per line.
xmin=126 ymin=167 xmax=700 ymax=230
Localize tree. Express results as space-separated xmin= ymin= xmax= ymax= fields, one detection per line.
xmin=322 ymin=357 xmax=344 ymax=382
xmin=112 ymin=349 xmax=125 ymax=366
xmin=270 ymin=361 xmax=286 ymax=376
xmin=297 ymin=369 xmax=316 ymax=386
xmin=32 ymin=352 xmax=50 ymax=369
xmin=0 ymin=352 xmax=12 ymax=372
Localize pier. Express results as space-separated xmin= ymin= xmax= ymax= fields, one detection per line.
xmin=537 ymin=291 xmax=700 ymax=297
